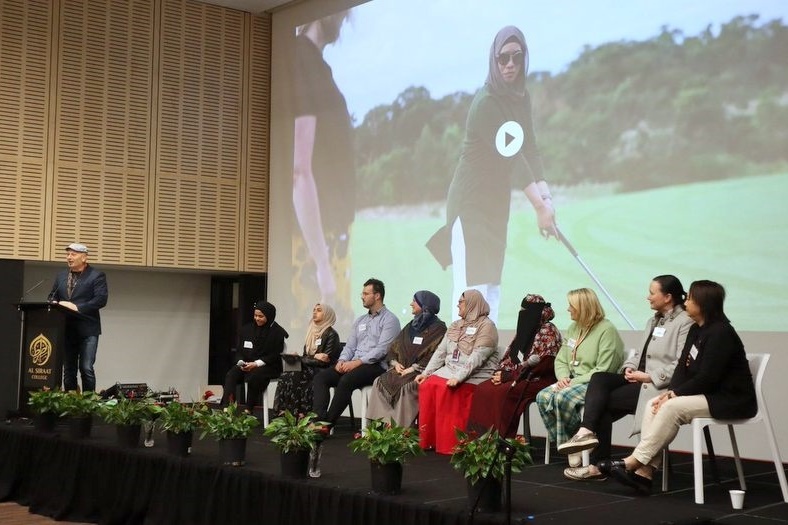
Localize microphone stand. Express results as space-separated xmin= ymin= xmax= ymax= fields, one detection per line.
xmin=468 ymin=365 xmax=535 ymax=525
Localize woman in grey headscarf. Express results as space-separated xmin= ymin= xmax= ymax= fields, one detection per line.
xmin=429 ymin=25 xmax=557 ymax=324
xmin=365 ymin=290 xmax=447 ymax=427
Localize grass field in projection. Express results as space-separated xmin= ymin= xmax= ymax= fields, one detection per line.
xmin=348 ymin=172 xmax=787 ymax=333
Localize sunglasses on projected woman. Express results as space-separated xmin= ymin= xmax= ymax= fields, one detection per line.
xmin=496 ymin=50 xmax=524 ymax=66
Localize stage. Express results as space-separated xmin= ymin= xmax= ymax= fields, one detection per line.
xmin=1 ymin=419 xmax=786 ymax=525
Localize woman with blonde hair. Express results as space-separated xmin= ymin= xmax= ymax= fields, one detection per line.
xmin=536 ymin=288 xmax=624 ymax=465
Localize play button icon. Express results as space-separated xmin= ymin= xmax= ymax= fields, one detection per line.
xmin=495 ymin=120 xmax=524 ymax=158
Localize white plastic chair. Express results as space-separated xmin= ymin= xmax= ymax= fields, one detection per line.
xmin=261 ymin=379 xmax=276 ymax=428
xmin=359 ymin=384 xmax=372 ymax=430
xmin=245 ymin=378 xmax=276 ymax=428
xmin=521 ymin=400 xmax=590 ymax=466
xmin=327 ymin=385 xmax=372 ymax=431
xmin=688 ymin=353 xmax=788 ymax=504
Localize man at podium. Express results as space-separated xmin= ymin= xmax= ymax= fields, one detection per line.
xmin=47 ymin=243 xmax=109 ymax=392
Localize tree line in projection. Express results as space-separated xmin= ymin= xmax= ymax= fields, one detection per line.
xmin=352 ymin=15 xmax=788 ymax=207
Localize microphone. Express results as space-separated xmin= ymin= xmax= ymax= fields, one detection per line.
xmin=512 ymin=354 xmax=541 ymax=386
xmin=20 ymin=279 xmax=47 ymax=303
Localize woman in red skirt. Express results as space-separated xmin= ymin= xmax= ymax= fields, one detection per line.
xmin=415 ymin=289 xmax=500 ymax=454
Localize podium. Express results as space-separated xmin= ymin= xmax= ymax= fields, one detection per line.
xmin=16 ymin=302 xmax=81 ymax=414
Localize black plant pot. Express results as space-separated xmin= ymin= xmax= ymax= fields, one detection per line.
xmin=370 ymin=461 xmax=403 ymax=495
xmin=34 ymin=412 xmax=59 ymax=433
xmin=116 ymin=424 xmax=142 ymax=448
xmin=280 ymin=450 xmax=310 ymax=478
xmin=67 ymin=415 xmax=93 ymax=440
xmin=166 ymin=430 xmax=193 ymax=457
xmin=467 ymin=477 xmax=502 ymax=513
xmin=219 ymin=438 xmax=247 ymax=466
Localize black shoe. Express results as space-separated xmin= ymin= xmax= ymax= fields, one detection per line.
xmin=608 ymin=465 xmax=653 ymax=495
xmin=597 ymin=459 xmax=626 ymax=476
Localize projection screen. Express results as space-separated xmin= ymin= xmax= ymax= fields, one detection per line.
xmin=269 ymin=0 xmax=788 ymax=339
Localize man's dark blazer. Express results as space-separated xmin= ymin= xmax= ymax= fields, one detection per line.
xmin=48 ymin=264 xmax=109 ymax=338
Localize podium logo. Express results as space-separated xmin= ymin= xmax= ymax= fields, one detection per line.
xmin=30 ymin=334 xmax=53 ymax=366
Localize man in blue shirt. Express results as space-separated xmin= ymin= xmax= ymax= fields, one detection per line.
xmin=309 ymin=278 xmax=400 ymax=476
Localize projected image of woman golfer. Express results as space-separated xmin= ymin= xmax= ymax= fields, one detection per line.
xmin=433 ymin=25 xmax=557 ymax=323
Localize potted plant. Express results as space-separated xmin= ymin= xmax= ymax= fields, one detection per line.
xmin=100 ymin=394 xmax=160 ymax=448
xmin=158 ymin=401 xmax=209 ymax=457
xmin=27 ymin=388 xmax=66 ymax=433
xmin=59 ymin=391 xmax=101 ymax=439
xmin=199 ymin=403 xmax=259 ymax=466
xmin=263 ymin=411 xmax=328 ymax=478
xmin=450 ymin=428 xmax=532 ymax=512
xmin=348 ymin=419 xmax=424 ymax=494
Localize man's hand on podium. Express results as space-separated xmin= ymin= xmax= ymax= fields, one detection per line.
xmin=57 ymin=300 xmax=79 ymax=312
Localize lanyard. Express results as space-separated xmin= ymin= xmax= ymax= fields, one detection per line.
xmin=570 ymin=328 xmax=589 ymax=366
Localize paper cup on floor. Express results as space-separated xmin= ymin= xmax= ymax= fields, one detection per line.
xmin=729 ymin=489 xmax=745 ymax=509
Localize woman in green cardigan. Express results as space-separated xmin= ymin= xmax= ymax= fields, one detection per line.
xmin=536 ymin=288 xmax=624 ymax=465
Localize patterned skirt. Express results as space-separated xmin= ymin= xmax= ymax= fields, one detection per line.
xmin=273 ymin=366 xmax=319 ymax=416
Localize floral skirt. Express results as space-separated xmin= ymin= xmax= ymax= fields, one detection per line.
xmin=273 ymin=366 xmax=318 ymax=416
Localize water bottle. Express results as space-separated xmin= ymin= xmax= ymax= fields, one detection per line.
xmin=143 ymin=419 xmax=155 ymax=447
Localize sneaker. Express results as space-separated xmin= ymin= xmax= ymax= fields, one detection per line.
xmin=568 ymin=452 xmax=582 ymax=467
xmin=564 ymin=465 xmax=607 ymax=481
xmin=557 ymin=431 xmax=599 ymax=455
xmin=308 ymin=443 xmax=323 ymax=478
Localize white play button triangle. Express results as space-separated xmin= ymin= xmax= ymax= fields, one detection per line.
xmin=495 ymin=120 xmax=524 ymax=158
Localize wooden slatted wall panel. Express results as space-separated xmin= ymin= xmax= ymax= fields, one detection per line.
xmin=0 ymin=0 xmax=51 ymax=259
xmin=154 ymin=0 xmax=244 ymax=270
xmin=52 ymin=0 xmax=153 ymax=264
xmin=241 ymin=13 xmax=271 ymax=272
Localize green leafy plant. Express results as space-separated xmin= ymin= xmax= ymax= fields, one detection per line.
xmin=450 ymin=428 xmax=532 ymax=485
xmin=100 ymin=395 xmax=161 ymax=426
xmin=27 ymin=388 xmax=66 ymax=415
xmin=59 ymin=390 xmax=101 ymax=418
xmin=263 ymin=410 xmax=327 ymax=453
xmin=158 ymin=401 xmax=209 ymax=434
xmin=348 ymin=418 xmax=424 ymax=465
xmin=199 ymin=403 xmax=259 ymax=440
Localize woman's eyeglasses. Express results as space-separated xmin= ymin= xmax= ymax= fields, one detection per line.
xmin=496 ymin=50 xmax=524 ymax=67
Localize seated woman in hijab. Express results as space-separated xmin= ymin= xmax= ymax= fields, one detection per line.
xmin=467 ymin=294 xmax=561 ymax=438
xmin=221 ymin=300 xmax=288 ymax=414
xmin=273 ymin=303 xmax=341 ymax=415
xmin=415 ymin=289 xmax=500 ymax=454
xmin=365 ymin=290 xmax=447 ymax=427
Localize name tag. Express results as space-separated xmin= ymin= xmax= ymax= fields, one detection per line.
xmin=653 ymin=327 xmax=666 ymax=337
xmin=567 ymin=338 xmax=577 ymax=349
xmin=413 ymin=336 xmax=423 ymax=344
xmin=243 ymin=340 xmax=253 ymax=349
xmin=359 ymin=324 xmax=367 ymax=332
xmin=315 ymin=338 xmax=322 ymax=346
xmin=451 ymin=347 xmax=460 ymax=361
xmin=689 ymin=344 xmax=699 ymax=360
xmin=465 ymin=327 xmax=477 ymax=335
